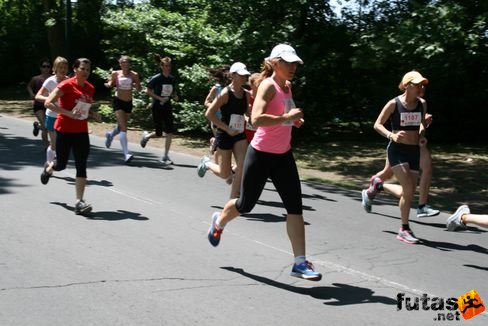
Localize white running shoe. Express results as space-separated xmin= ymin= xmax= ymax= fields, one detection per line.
xmin=446 ymin=205 xmax=470 ymax=231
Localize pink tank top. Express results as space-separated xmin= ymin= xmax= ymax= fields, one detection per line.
xmin=250 ymin=77 xmax=293 ymax=154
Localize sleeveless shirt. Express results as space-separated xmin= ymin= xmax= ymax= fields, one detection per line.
xmin=390 ymin=96 xmax=423 ymax=131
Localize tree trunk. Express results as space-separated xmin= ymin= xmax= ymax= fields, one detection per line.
xmin=42 ymin=0 xmax=65 ymax=59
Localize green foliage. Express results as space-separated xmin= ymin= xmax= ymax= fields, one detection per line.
xmin=128 ymin=98 xmax=153 ymax=129
xmin=174 ymin=63 xmax=213 ymax=133
xmin=1 ymin=0 xmax=487 ymax=142
xmin=0 ymin=0 xmax=50 ymax=83
xmin=174 ymin=101 xmax=209 ymax=133
xmin=92 ymin=67 xmax=112 ymax=82
xmin=342 ymin=0 xmax=488 ymax=141
xmin=97 ymin=103 xmax=116 ymax=123
xmin=98 ymin=3 xmax=239 ymax=133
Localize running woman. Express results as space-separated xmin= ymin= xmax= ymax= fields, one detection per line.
xmin=362 ymin=85 xmax=439 ymax=217
xmin=27 ymin=58 xmax=52 ymax=147
xmin=40 ymin=58 xmax=101 ymax=216
xmin=141 ymin=55 xmax=178 ymax=164
xmin=197 ymin=62 xmax=250 ymax=199
xmin=204 ymin=65 xmax=230 ymax=155
xmin=104 ymin=55 xmax=142 ymax=163
xmin=367 ymin=71 xmax=429 ymax=244
xmin=35 ymin=56 xmax=69 ymax=165
xmin=206 ymin=44 xmax=322 ymax=281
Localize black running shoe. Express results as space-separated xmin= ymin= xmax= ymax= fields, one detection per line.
xmin=33 ymin=122 xmax=40 ymax=137
xmin=40 ymin=167 xmax=51 ymax=185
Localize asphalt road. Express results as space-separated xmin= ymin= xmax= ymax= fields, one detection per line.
xmin=1 ymin=114 xmax=487 ymax=326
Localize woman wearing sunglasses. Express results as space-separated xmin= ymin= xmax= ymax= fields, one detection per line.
xmin=367 ymin=71 xmax=429 ymax=244
xmin=27 ymin=58 xmax=52 ymax=146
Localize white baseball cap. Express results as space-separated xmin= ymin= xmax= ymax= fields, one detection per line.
xmin=266 ymin=44 xmax=303 ymax=64
xmin=229 ymin=62 xmax=251 ymax=76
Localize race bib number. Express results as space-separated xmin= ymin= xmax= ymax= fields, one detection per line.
xmin=73 ymin=101 xmax=91 ymax=120
xmin=161 ymin=84 xmax=173 ymax=97
xmin=118 ymin=76 xmax=132 ymax=90
xmin=400 ymin=112 xmax=421 ymax=127
xmin=229 ymin=114 xmax=245 ymax=133
xmin=282 ymin=98 xmax=295 ymax=126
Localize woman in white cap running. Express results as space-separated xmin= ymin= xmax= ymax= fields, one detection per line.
xmin=197 ymin=62 xmax=251 ymax=199
xmin=206 ymin=44 xmax=322 ymax=281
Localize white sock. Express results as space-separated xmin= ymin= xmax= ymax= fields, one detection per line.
xmin=294 ymin=256 xmax=306 ymax=265
xmin=119 ymin=131 xmax=129 ymax=156
xmin=46 ymin=146 xmax=55 ymax=163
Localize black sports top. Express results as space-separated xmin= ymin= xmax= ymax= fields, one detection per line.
xmin=219 ymin=87 xmax=247 ymax=126
xmin=147 ymin=73 xmax=176 ymax=109
xmin=390 ymin=96 xmax=423 ymax=131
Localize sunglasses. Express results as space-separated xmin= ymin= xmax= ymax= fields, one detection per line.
xmin=41 ymin=65 xmax=51 ymax=68
xmin=409 ymin=83 xmax=423 ymax=87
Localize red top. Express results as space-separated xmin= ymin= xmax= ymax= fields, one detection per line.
xmin=54 ymin=77 xmax=95 ymax=133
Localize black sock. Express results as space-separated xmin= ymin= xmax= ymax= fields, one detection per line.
xmin=402 ymin=224 xmax=410 ymax=231
xmin=418 ymin=204 xmax=425 ymax=210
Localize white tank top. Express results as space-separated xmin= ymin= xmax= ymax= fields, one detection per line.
xmin=117 ymin=75 xmax=133 ymax=91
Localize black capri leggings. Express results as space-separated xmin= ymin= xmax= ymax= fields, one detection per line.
xmin=54 ymin=131 xmax=90 ymax=178
xmin=236 ymin=146 xmax=303 ymax=215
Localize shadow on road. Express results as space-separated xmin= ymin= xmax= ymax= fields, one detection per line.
xmin=463 ymin=264 xmax=488 ymax=272
xmin=264 ymin=183 xmax=338 ymax=204
xmin=50 ymin=201 xmax=148 ymax=221
xmin=221 ymin=266 xmax=396 ymax=306
xmin=241 ymin=212 xmax=311 ymax=225
xmin=420 ymin=239 xmax=488 ymax=255
xmin=374 ymin=212 xmax=486 ymax=233
xmin=241 ymin=213 xmax=285 ymax=223
xmin=256 ymin=199 xmax=315 ymax=212
xmin=382 ymin=230 xmax=488 ymax=254
xmin=52 ymin=175 xmax=114 ymax=188
xmin=88 ymin=210 xmax=149 ymax=221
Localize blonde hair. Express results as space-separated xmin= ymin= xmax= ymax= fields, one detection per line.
xmin=249 ymin=72 xmax=261 ymax=86
xmin=257 ymin=59 xmax=277 ymax=86
xmin=52 ymin=56 xmax=68 ymax=74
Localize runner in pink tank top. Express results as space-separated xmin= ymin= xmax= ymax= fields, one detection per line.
xmin=205 ymin=44 xmax=322 ymax=282
xmin=250 ymin=76 xmax=294 ymax=154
